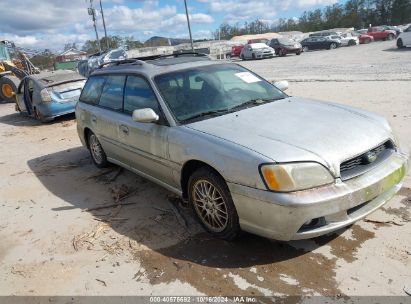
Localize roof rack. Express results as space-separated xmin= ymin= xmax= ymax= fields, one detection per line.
xmin=98 ymin=58 xmax=144 ymax=69
xmin=133 ymin=51 xmax=209 ymax=62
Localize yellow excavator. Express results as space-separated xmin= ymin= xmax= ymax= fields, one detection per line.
xmin=0 ymin=40 xmax=39 ymax=103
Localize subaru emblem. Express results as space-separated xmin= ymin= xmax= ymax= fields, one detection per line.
xmin=364 ymin=151 xmax=377 ymax=164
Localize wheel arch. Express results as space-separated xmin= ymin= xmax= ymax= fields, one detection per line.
xmin=84 ymin=127 xmax=93 ymax=149
xmin=180 ymin=159 xmax=226 ymax=200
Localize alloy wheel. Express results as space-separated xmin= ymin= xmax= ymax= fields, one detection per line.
xmin=192 ymin=179 xmax=228 ymax=233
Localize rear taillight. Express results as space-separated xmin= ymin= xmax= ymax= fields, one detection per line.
xmin=40 ymin=88 xmax=52 ymax=102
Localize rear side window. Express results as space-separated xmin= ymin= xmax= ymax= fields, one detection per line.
xmin=79 ymin=76 xmax=106 ymax=104
xmin=123 ymin=76 xmax=159 ymax=114
xmin=98 ymin=75 xmax=126 ymax=111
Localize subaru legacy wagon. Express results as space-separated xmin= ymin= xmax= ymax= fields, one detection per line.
xmin=76 ymin=53 xmax=408 ymax=241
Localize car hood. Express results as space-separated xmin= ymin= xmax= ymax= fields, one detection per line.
xmin=186 ymin=97 xmax=393 ymax=176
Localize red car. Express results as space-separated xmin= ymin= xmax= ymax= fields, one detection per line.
xmin=367 ymin=27 xmax=396 ymax=41
xmin=231 ymin=44 xmax=245 ymax=57
xmin=230 ymin=39 xmax=269 ymax=58
xmin=359 ymin=33 xmax=374 ymax=44
xmin=353 ymin=32 xmax=374 ymax=44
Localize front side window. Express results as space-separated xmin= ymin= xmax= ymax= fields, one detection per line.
xmin=98 ymin=75 xmax=126 ymax=111
xmin=80 ymin=75 xmax=107 ymax=105
xmin=123 ymin=76 xmax=159 ymax=114
xmin=155 ymin=64 xmax=286 ymax=123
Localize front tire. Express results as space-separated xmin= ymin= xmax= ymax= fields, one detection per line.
xmin=88 ymin=132 xmax=108 ymax=168
xmin=188 ymin=167 xmax=240 ymax=240
xmin=364 ymin=38 xmax=371 ymax=44
xmin=388 ymin=34 xmax=395 ymax=41
xmin=397 ymin=39 xmax=404 ymax=48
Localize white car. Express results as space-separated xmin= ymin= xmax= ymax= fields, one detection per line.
xmin=397 ymin=25 xmax=411 ymax=48
xmin=240 ymin=43 xmax=275 ymax=60
xmin=326 ymin=34 xmax=359 ymax=46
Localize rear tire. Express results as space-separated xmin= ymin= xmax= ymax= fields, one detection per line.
xmin=88 ymin=132 xmax=108 ymax=168
xmin=364 ymin=38 xmax=371 ymax=44
xmin=329 ymin=42 xmax=337 ymax=49
xmin=188 ymin=167 xmax=240 ymax=241
xmin=252 ymin=53 xmax=256 ymax=60
xmin=348 ymin=40 xmax=356 ymax=46
xmin=296 ymin=51 xmax=301 ymax=55
xmin=0 ymin=75 xmax=19 ymax=104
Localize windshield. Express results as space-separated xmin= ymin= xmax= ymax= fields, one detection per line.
xmin=154 ymin=64 xmax=286 ymax=123
xmin=0 ymin=44 xmax=10 ymax=61
xmin=278 ymin=38 xmax=295 ymax=45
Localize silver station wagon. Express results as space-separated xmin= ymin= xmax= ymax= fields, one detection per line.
xmin=76 ymin=53 xmax=408 ymax=241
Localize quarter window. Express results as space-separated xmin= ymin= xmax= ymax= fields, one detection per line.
xmin=98 ymin=75 xmax=126 ymax=111
xmin=123 ymin=76 xmax=159 ymax=114
xmin=79 ymin=75 xmax=106 ymax=105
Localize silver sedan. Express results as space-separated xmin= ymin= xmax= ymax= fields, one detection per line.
xmin=76 ymin=56 xmax=408 ymax=241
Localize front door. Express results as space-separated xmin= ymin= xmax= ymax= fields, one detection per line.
xmin=403 ymin=27 xmax=411 ymax=45
xmin=115 ymin=75 xmax=176 ymax=188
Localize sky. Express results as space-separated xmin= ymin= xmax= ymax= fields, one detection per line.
xmin=0 ymin=0 xmax=345 ymax=52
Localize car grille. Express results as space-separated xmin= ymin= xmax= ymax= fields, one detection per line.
xmin=340 ymin=140 xmax=395 ymax=180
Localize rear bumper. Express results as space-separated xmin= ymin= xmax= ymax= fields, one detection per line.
xmin=36 ymin=101 xmax=76 ymax=119
xmin=228 ymin=152 xmax=408 ymax=241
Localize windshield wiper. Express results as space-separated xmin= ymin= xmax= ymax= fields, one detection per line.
xmin=179 ymin=109 xmax=230 ymax=123
xmin=228 ymin=97 xmax=284 ymax=111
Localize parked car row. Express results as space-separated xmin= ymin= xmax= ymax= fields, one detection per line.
xmin=230 ymin=24 xmax=405 ymax=61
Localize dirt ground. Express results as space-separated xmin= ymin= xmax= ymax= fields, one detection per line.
xmin=0 ymin=40 xmax=410 ymax=298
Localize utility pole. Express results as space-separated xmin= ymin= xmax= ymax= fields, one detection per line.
xmin=183 ymin=0 xmax=194 ymax=52
xmin=88 ymin=0 xmax=101 ymax=53
xmin=99 ymin=0 xmax=109 ymax=50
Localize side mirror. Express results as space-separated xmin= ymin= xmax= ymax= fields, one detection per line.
xmin=273 ymin=80 xmax=289 ymax=91
xmin=132 ymin=108 xmax=159 ymax=123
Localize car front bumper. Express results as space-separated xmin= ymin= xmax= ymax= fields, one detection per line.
xmin=284 ymin=47 xmax=302 ymax=53
xmin=228 ymin=152 xmax=408 ymax=241
xmin=255 ymin=52 xmax=275 ymax=58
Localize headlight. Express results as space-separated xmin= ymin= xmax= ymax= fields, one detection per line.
xmin=260 ymin=162 xmax=334 ymax=192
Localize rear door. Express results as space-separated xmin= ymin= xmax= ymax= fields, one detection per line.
xmin=80 ymin=74 xmax=127 ymax=162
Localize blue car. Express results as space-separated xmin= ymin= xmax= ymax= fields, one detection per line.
xmin=15 ymin=70 xmax=85 ymax=122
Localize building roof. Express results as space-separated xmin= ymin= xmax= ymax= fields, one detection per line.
xmin=58 ymin=48 xmax=87 ymax=56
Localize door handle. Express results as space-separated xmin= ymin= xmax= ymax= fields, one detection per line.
xmin=120 ymin=125 xmax=129 ymax=134
xmin=91 ymin=115 xmax=97 ymax=123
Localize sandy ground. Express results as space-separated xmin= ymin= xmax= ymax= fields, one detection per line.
xmin=0 ymin=40 xmax=410 ymax=298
